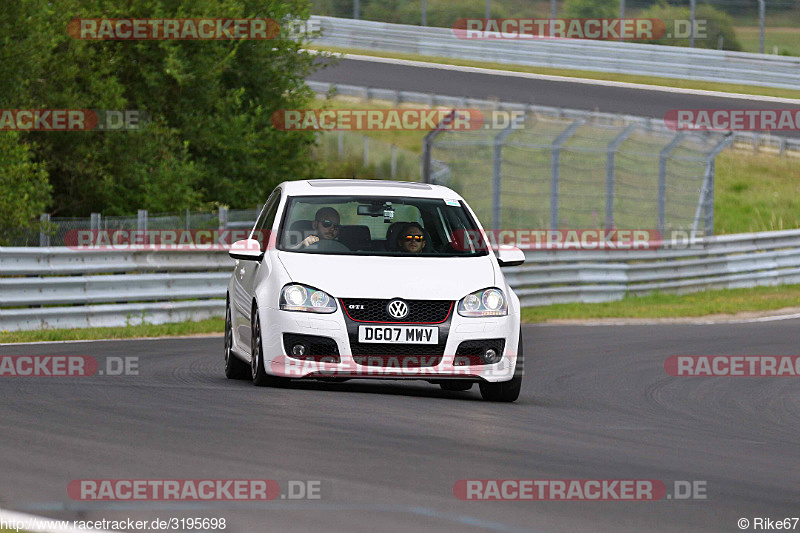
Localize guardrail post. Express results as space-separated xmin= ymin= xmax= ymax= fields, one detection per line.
xmin=363 ymin=136 xmax=369 ymax=167
xmin=550 ymin=120 xmax=584 ymax=229
xmin=39 ymin=214 xmax=50 ymax=247
xmin=90 ymin=213 xmax=101 ymax=231
xmin=218 ymin=206 xmax=228 ymax=230
xmin=605 ymin=124 xmax=637 ymax=230
xmin=391 ymin=144 xmax=397 ymax=178
xmin=137 ymin=209 xmax=148 ymax=232
xmin=658 ymin=133 xmax=685 ymax=234
xmin=492 ymin=121 xmax=519 ymax=230
xmin=338 ymin=131 xmax=344 ymax=159
xmin=421 ymin=0 xmax=427 ymax=26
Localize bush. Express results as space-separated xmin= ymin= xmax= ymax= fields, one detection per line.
xmin=639 ymin=2 xmax=742 ymax=51
xmin=562 ymin=0 xmax=618 ymax=19
xmin=364 ymin=0 xmax=508 ymax=27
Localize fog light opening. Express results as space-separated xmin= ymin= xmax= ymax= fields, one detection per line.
xmin=292 ymin=344 xmax=306 ymax=357
xmin=482 ymin=348 xmax=501 ymax=364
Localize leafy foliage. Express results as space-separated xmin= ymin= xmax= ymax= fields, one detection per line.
xmin=0 ymin=0 xmax=320 ymax=219
xmin=639 ymin=2 xmax=742 ymax=51
xmin=562 ymin=0 xmax=618 ymax=19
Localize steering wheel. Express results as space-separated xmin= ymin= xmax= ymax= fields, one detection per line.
xmin=306 ymin=238 xmax=350 ymax=252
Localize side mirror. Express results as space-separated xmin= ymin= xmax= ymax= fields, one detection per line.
xmin=496 ymin=245 xmax=525 ymax=267
xmin=229 ymin=239 xmax=264 ymax=261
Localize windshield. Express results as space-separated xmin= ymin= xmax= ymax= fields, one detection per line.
xmin=276 ymin=195 xmax=488 ymax=257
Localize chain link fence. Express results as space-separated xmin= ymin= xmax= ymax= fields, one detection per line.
xmin=423 ymin=112 xmax=731 ymax=235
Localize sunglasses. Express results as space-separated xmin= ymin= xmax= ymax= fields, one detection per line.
xmin=403 ymin=235 xmax=425 ymax=241
xmin=319 ymin=220 xmax=340 ymax=230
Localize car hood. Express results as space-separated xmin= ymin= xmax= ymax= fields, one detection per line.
xmin=277 ymin=251 xmax=496 ymax=300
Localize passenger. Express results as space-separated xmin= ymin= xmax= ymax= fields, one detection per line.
xmin=398 ymin=222 xmax=428 ymax=254
xmin=297 ymin=207 xmax=340 ymax=248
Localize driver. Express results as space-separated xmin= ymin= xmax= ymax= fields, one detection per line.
xmin=297 ymin=207 xmax=340 ymax=248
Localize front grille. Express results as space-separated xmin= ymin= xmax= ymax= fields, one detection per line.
xmin=340 ymin=299 xmax=453 ymax=323
xmin=454 ymin=339 xmax=506 ymax=366
xmin=351 ymin=342 xmax=446 ymax=358
xmin=352 ymin=353 xmax=443 ymax=367
xmin=283 ymin=333 xmax=340 ymax=363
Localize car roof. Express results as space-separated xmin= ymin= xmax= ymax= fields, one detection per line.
xmin=278 ymin=179 xmax=463 ymax=200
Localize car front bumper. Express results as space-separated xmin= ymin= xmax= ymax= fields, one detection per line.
xmin=257 ymin=304 xmax=521 ymax=383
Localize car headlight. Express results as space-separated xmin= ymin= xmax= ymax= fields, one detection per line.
xmin=280 ymin=284 xmax=337 ymax=313
xmin=458 ymin=288 xmax=507 ymax=317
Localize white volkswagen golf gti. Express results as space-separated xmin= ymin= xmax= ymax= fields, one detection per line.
xmin=224 ymin=179 xmax=526 ymax=402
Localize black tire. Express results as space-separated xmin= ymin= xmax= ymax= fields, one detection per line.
xmin=250 ymin=304 xmax=289 ymax=387
xmin=440 ymin=380 xmax=474 ymax=392
xmin=479 ymin=334 xmax=523 ymax=402
xmin=224 ymin=303 xmax=250 ymax=380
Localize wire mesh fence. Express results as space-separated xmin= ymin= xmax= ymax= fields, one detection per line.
xmin=424 ymin=112 xmax=731 ymax=234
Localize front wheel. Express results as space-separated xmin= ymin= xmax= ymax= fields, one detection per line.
xmin=224 ymin=303 xmax=250 ymax=379
xmin=479 ymin=334 xmax=523 ymax=402
xmin=250 ymin=305 xmax=288 ymax=387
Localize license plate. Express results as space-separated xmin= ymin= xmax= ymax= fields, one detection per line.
xmin=358 ymin=325 xmax=438 ymax=344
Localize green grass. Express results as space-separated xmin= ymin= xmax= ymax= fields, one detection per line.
xmin=521 ymin=284 xmax=800 ymax=322
xmin=715 ymin=152 xmax=800 ymax=234
xmin=735 ymin=27 xmax=800 ymax=56
xmin=311 ymin=46 xmax=800 ymax=100
xmin=0 ymin=318 xmax=224 ymax=344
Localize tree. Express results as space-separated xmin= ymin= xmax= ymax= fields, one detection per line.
xmin=0 ymin=132 xmax=51 ymax=245
xmin=0 ymin=0 xmax=322 ymax=217
xmin=640 ymin=3 xmax=741 ymax=51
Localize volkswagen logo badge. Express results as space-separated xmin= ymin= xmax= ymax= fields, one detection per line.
xmin=386 ymin=299 xmax=409 ymax=320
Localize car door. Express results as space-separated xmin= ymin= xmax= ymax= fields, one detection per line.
xmin=234 ymin=189 xmax=281 ymax=350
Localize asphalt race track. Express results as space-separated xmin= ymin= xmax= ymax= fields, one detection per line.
xmin=1 ymin=320 xmax=799 ymax=532
xmin=308 ymin=56 xmax=800 ymax=138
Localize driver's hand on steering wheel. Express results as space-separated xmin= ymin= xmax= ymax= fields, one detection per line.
xmin=300 ymin=235 xmax=320 ymax=247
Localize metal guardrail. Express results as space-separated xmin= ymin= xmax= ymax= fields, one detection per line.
xmin=311 ymin=16 xmax=800 ymax=90
xmin=0 ymin=248 xmax=233 ymax=331
xmin=307 ymin=81 xmax=800 ymax=158
xmin=3 ymin=228 xmax=800 ymax=330
xmin=507 ymin=228 xmax=800 ymax=306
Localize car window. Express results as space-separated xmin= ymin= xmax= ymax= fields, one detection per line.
xmin=277 ymin=195 xmax=487 ymax=257
xmin=253 ymin=189 xmax=281 ymax=252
